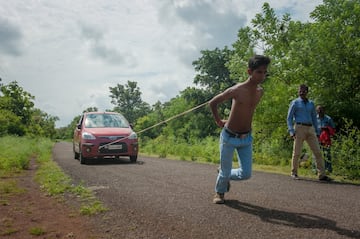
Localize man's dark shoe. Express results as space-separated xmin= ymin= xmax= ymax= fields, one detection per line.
xmin=319 ymin=175 xmax=333 ymax=181
xmin=291 ymin=173 xmax=299 ymax=180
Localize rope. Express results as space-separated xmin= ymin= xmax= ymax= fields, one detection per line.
xmin=98 ymin=100 xmax=210 ymax=150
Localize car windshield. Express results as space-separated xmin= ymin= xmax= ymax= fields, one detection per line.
xmin=84 ymin=113 xmax=130 ymax=128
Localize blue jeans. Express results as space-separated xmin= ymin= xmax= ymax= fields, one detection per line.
xmin=215 ymin=128 xmax=253 ymax=193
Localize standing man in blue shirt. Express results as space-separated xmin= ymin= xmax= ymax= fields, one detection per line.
xmin=287 ymin=84 xmax=332 ymax=181
xmin=316 ymin=105 xmax=336 ymax=173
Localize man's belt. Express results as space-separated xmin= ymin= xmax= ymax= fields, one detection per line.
xmin=224 ymin=127 xmax=250 ymax=139
xmin=296 ymin=122 xmax=312 ymax=126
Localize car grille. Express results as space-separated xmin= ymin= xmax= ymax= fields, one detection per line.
xmin=98 ymin=142 xmax=128 ymax=153
xmin=99 ymin=136 xmax=125 ymax=140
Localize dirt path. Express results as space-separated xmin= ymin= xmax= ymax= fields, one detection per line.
xmin=53 ymin=142 xmax=360 ymax=239
xmin=0 ymin=158 xmax=106 ymax=239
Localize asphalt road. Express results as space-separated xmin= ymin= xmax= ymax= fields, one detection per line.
xmin=53 ymin=142 xmax=360 ymax=239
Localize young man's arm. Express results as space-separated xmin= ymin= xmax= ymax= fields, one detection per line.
xmin=287 ymin=101 xmax=296 ymax=136
xmin=209 ymin=94 xmax=226 ymax=128
xmin=209 ymin=88 xmax=235 ymax=128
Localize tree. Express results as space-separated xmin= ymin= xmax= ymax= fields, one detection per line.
xmin=0 ymin=80 xmax=60 ymax=138
xmin=225 ymin=1 xmax=360 ymax=164
xmin=191 ymin=47 xmax=237 ymax=137
xmin=0 ymin=109 xmax=24 ymax=136
xmin=0 ymin=81 xmax=35 ymax=136
xmin=192 ymin=47 xmax=235 ymax=95
xmin=0 ymin=81 xmax=35 ymax=125
xmin=308 ymin=0 xmax=360 ymax=127
xmin=83 ymin=107 xmax=98 ymax=113
xmin=134 ymin=101 xmax=164 ymax=139
xmin=27 ymin=108 xmax=59 ymax=138
xmin=109 ymin=81 xmax=151 ymax=123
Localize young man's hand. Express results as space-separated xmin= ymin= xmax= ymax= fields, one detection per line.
xmin=216 ymin=119 xmax=226 ymax=128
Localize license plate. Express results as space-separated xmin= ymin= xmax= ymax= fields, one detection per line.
xmin=108 ymin=144 xmax=122 ymax=150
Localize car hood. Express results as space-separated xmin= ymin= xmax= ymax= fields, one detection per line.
xmin=85 ymin=127 xmax=133 ymax=136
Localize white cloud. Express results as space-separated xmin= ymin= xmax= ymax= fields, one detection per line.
xmin=0 ymin=0 xmax=322 ymax=127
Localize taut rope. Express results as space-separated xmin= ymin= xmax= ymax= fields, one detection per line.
xmin=98 ymin=100 xmax=209 ymax=150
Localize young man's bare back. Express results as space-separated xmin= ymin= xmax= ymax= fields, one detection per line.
xmin=209 ymin=55 xmax=270 ymax=204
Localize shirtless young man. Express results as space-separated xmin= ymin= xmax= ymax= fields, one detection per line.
xmin=209 ymin=55 xmax=271 ymax=204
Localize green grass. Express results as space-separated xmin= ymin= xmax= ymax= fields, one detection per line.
xmin=0 ymin=136 xmax=32 ymax=176
xmin=0 ymin=136 xmax=107 ymax=216
xmin=0 ymin=227 xmax=18 ymax=236
xmin=0 ymin=179 xmax=25 ymax=195
xmin=0 ymin=218 xmax=18 ymax=236
xmin=28 ymin=227 xmax=46 ymax=236
xmin=80 ymin=200 xmax=108 ymax=215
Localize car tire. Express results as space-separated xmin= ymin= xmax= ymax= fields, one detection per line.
xmin=79 ymin=151 xmax=88 ymax=165
xmin=130 ymin=155 xmax=137 ymax=163
xmin=73 ymin=144 xmax=80 ymax=160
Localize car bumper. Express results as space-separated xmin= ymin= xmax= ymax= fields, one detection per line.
xmin=81 ymin=141 xmax=138 ymax=158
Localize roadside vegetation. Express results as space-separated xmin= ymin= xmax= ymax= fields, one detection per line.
xmin=0 ymin=136 xmax=107 ymax=220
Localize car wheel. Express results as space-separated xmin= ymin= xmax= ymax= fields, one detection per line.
xmin=79 ymin=151 xmax=88 ymax=165
xmin=130 ymin=155 xmax=137 ymax=163
xmin=73 ymin=144 xmax=80 ymax=160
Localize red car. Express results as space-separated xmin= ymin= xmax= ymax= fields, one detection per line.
xmin=73 ymin=112 xmax=138 ymax=164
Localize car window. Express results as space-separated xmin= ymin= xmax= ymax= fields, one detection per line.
xmin=84 ymin=113 xmax=129 ymax=128
xmin=106 ymin=114 xmax=129 ymax=128
xmin=84 ymin=117 xmax=96 ymax=128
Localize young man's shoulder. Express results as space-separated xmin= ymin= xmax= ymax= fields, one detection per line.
xmin=228 ymin=82 xmax=245 ymax=92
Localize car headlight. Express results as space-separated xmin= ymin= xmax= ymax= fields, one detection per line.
xmin=128 ymin=131 xmax=137 ymax=139
xmin=82 ymin=132 xmax=96 ymax=140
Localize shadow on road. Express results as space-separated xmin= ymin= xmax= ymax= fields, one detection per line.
xmin=225 ymin=200 xmax=360 ymax=238
xmin=296 ymin=177 xmax=360 ymax=186
xmin=82 ymin=158 xmax=145 ymax=166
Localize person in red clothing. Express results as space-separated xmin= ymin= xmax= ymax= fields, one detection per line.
xmin=317 ymin=105 xmax=336 ymax=173
xmin=319 ymin=126 xmax=335 ymax=147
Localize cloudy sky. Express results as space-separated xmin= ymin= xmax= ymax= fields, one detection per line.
xmin=0 ymin=0 xmax=322 ymax=127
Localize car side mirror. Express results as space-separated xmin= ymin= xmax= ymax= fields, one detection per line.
xmin=77 ymin=124 xmax=81 ymax=129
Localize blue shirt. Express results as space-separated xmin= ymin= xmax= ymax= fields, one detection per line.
xmin=317 ymin=114 xmax=335 ymax=131
xmin=287 ymin=97 xmax=319 ymax=135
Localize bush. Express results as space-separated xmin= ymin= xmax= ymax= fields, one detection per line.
xmin=0 ymin=110 xmax=25 ymax=136
xmin=140 ymin=135 xmax=220 ymax=163
xmin=331 ymin=119 xmax=360 ymax=180
xmin=253 ymin=127 xmax=293 ymax=166
xmin=0 ymin=136 xmax=32 ymax=174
